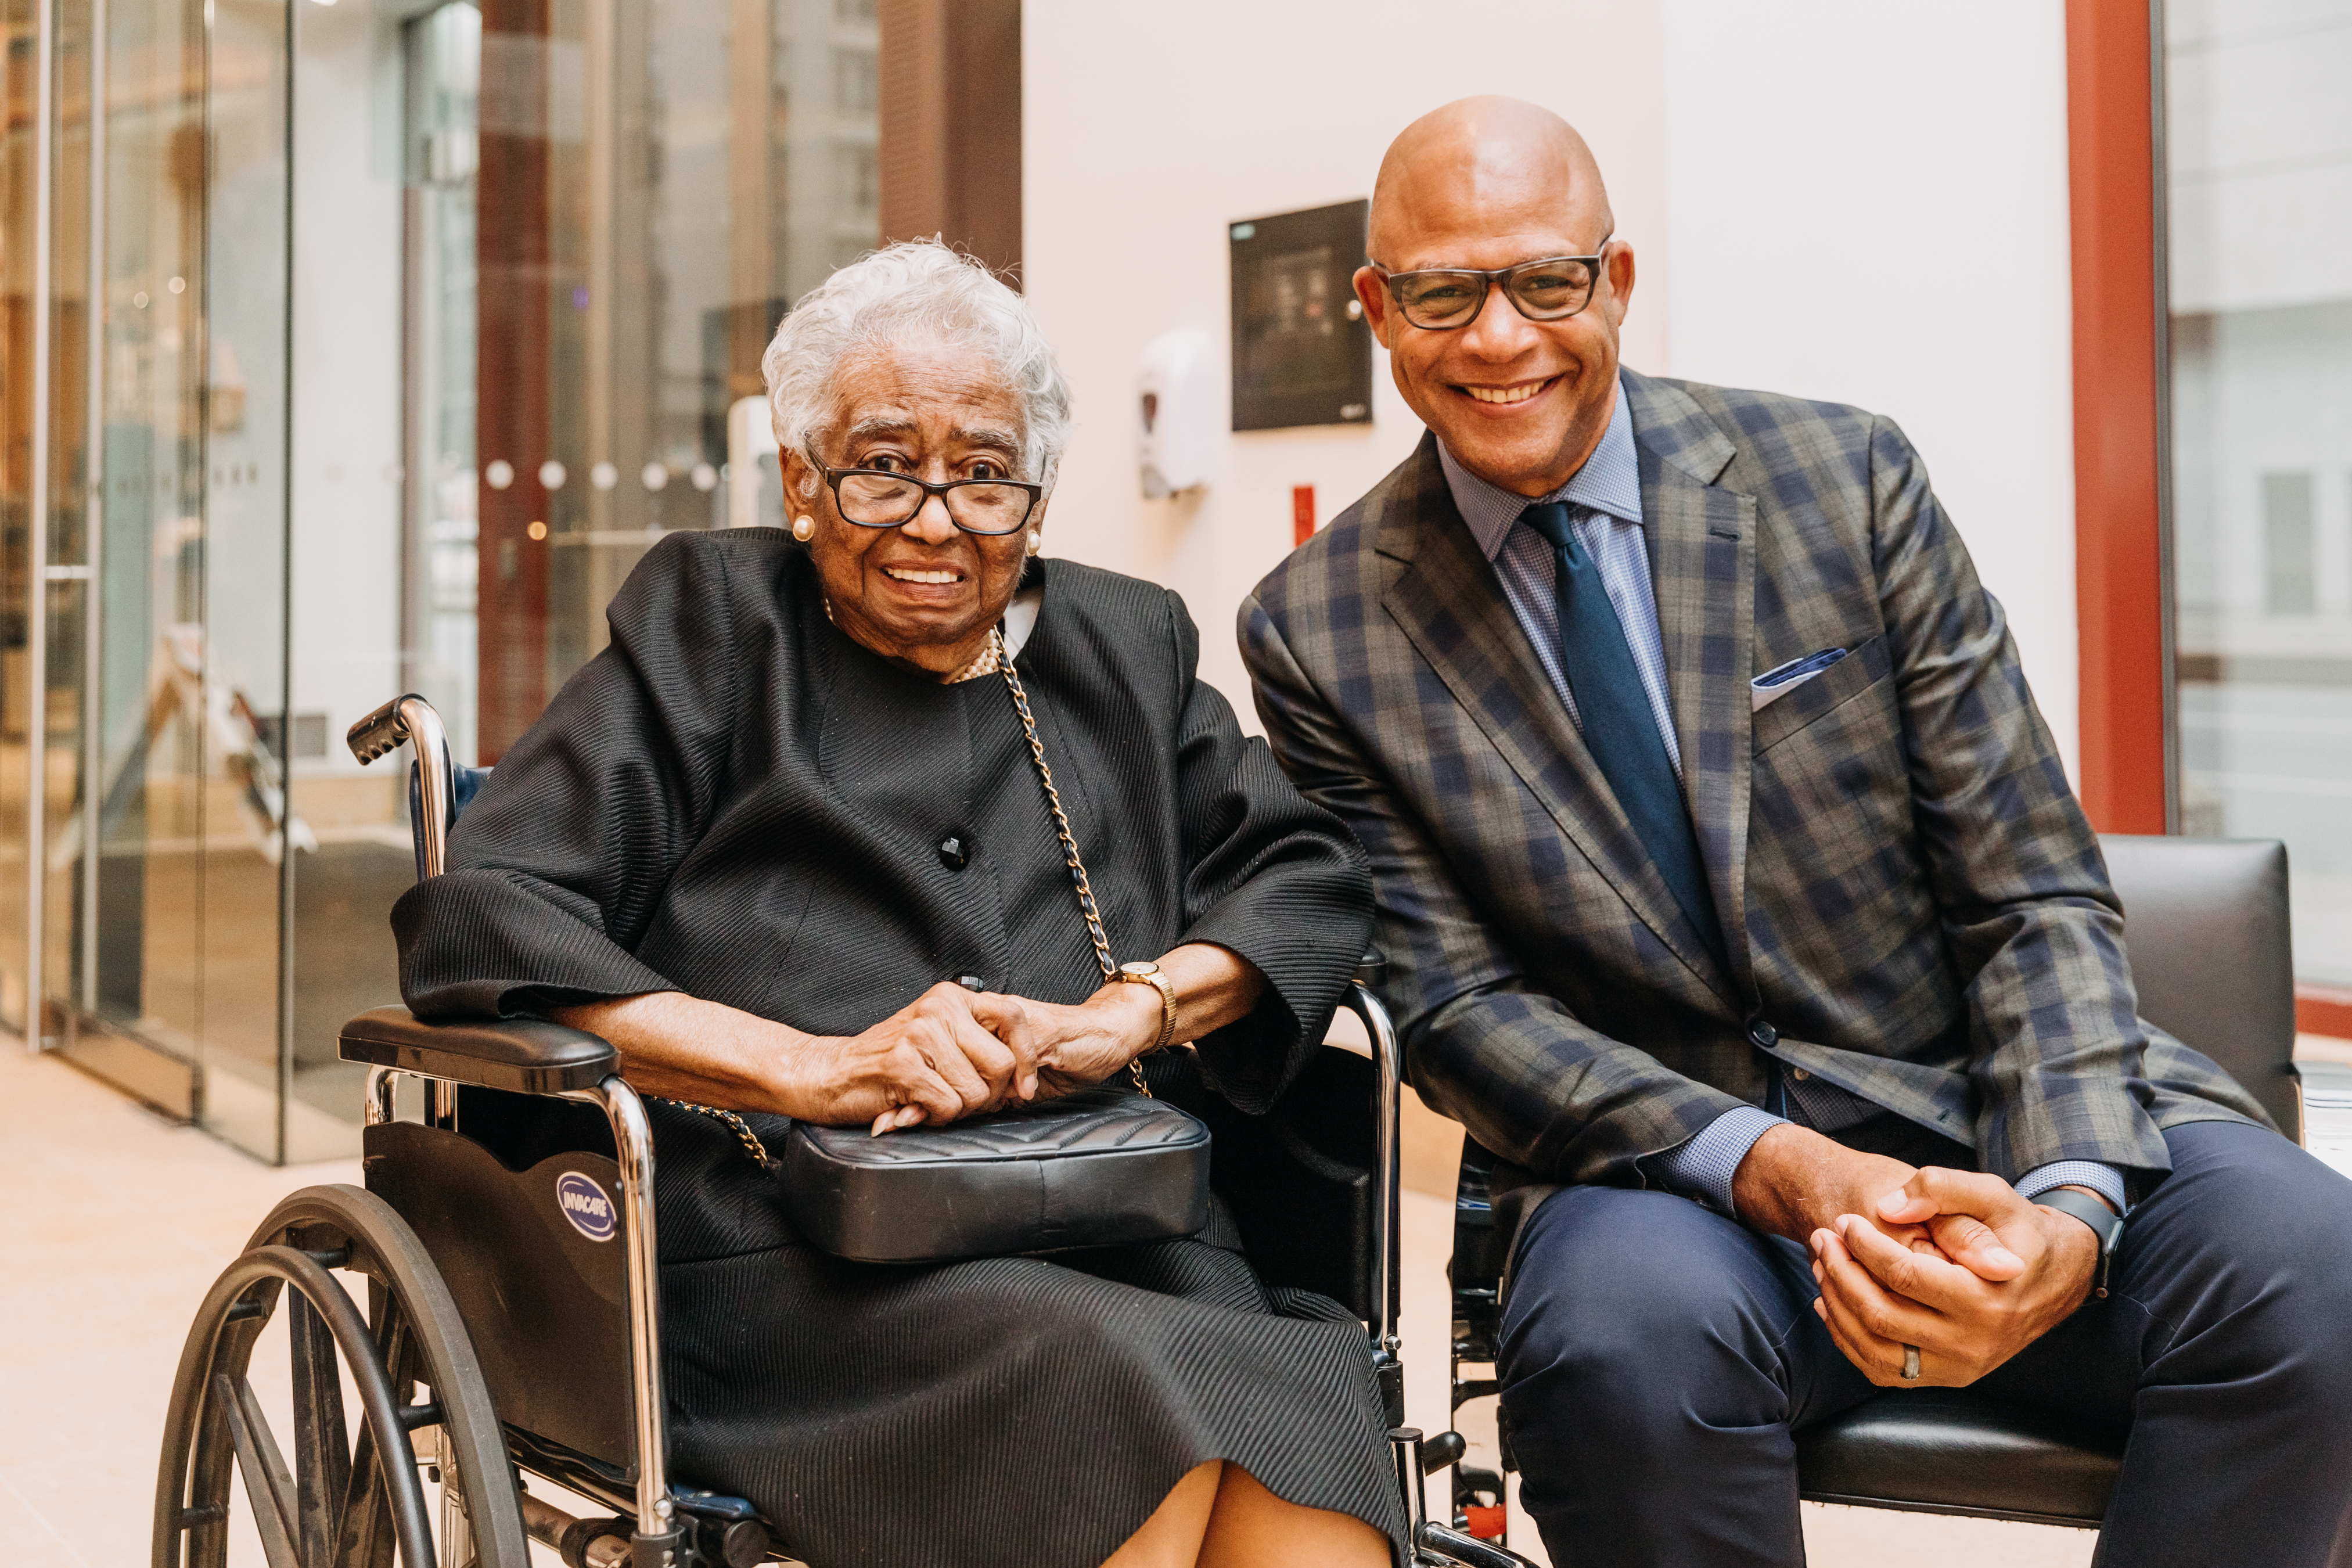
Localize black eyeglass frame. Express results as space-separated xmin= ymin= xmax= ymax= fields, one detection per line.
xmin=1372 ymin=246 xmax=1614 ymax=331
xmin=818 ymin=463 xmax=1045 ymax=536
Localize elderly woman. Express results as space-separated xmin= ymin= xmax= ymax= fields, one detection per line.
xmin=395 ymin=242 xmax=1400 ymax=1566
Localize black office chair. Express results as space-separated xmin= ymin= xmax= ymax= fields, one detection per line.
xmin=1441 ymin=833 xmax=2321 ymax=1545
xmin=154 ymin=695 xmax=1529 ymax=1568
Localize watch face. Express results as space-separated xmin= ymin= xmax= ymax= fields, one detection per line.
xmin=1120 ymin=962 xmax=1159 ymax=978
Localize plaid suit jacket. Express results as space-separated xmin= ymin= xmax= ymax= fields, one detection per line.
xmin=1240 ymin=370 xmax=2265 ymax=1191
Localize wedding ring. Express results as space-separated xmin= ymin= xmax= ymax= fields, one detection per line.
xmin=1900 ymin=1344 xmax=1922 ymax=1382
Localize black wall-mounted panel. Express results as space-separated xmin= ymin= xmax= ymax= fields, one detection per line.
xmin=1229 ymin=199 xmax=1375 ymax=431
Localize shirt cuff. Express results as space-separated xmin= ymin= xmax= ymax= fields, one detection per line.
xmin=1653 ymin=1106 xmax=1788 ymax=1217
xmin=2014 ymin=1160 xmax=2128 ymax=1215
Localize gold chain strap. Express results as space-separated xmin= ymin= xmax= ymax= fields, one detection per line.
xmin=678 ymin=1102 xmax=778 ymax=1168
xmin=995 ymin=630 xmax=1154 ymax=1098
xmin=670 ymin=624 xmax=1148 ymax=1161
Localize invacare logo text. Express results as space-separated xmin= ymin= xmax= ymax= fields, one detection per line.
xmin=556 ymin=1171 xmax=617 ymax=1242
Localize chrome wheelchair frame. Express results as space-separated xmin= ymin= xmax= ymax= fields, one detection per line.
xmin=154 ymin=692 xmax=1531 ymax=1568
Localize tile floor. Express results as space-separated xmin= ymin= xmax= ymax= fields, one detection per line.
xmin=0 ymin=1040 xmax=363 ymax=1567
xmin=1 ymin=1041 xmax=2097 ymax=1566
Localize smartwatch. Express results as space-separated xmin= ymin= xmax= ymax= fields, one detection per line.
xmin=2034 ymin=1187 xmax=2124 ymax=1299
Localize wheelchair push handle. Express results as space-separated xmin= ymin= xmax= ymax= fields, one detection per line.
xmin=348 ymin=693 xmax=460 ymax=879
xmin=348 ymin=692 xmax=429 ymax=764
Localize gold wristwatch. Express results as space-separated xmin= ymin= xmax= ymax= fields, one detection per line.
xmin=1116 ymin=961 xmax=1178 ymax=1054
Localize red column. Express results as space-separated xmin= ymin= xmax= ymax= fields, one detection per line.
xmin=2066 ymin=0 xmax=2169 ymax=834
xmin=476 ymin=0 xmax=553 ymax=764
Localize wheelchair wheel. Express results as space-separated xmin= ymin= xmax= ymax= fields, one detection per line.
xmin=153 ymin=1184 xmax=531 ymax=1568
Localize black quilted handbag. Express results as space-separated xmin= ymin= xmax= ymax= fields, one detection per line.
xmin=778 ymin=1084 xmax=1211 ymax=1262
xmin=669 ymin=627 xmax=1215 ymax=1265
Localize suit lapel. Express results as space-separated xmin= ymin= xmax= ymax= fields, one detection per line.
xmin=1376 ymin=433 xmax=1729 ymax=1000
xmin=1626 ymin=371 xmax=1757 ymax=1001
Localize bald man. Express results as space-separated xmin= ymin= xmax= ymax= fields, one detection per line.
xmin=1240 ymin=98 xmax=2352 ymax=1566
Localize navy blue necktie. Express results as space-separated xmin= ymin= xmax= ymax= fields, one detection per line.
xmin=1521 ymin=502 xmax=1726 ymax=968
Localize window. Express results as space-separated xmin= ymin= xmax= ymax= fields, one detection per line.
xmin=837 ymin=141 xmax=880 ymax=216
xmin=836 ymin=46 xmax=877 ymax=113
xmin=2167 ymin=0 xmax=2352 ymax=983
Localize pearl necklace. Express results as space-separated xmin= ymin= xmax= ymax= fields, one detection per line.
xmin=945 ymin=630 xmax=1007 ymax=683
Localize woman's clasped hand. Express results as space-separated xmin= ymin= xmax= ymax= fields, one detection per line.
xmin=779 ymin=973 xmax=1167 ymax=1135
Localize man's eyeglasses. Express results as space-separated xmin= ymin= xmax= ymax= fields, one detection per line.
xmin=821 ymin=465 xmax=1044 ymax=536
xmin=1374 ymin=248 xmax=1610 ymax=332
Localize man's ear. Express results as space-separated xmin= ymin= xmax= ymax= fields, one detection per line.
xmin=1601 ymin=240 xmax=1637 ymax=331
xmin=1352 ymin=266 xmax=1394 ymax=350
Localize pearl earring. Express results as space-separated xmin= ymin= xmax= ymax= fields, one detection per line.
xmin=792 ymin=515 xmax=815 ymax=541
xmin=1024 ymin=530 xmax=1041 ymax=557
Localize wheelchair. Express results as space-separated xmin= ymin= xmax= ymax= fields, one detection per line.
xmin=153 ymin=692 xmax=1533 ymax=1568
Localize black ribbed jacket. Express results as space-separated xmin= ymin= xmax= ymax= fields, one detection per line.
xmin=394 ymin=530 xmax=1372 ymax=1114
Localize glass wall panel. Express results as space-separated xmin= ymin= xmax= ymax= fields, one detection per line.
xmin=47 ymin=0 xmax=294 ymax=1153
xmin=405 ymin=0 xmax=480 ymax=764
xmin=195 ymin=0 xmax=292 ymax=1153
xmin=0 ymin=0 xmax=296 ymax=1153
xmin=65 ymin=0 xmax=221 ymax=1117
xmin=2167 ymin=0 xmax=2352 ymax=984
xmin=1 ymin=0 xmax=52 ymax=1042
xmin=466 ymin=0 xmax=878 ymax=760
xmin=268 ymin=0 xmax=877 ymax=1149
xmin=278 ymin=0 xmax=416 ymax=1154
xmin=6 ymin=0 xmax=877 ymax=1157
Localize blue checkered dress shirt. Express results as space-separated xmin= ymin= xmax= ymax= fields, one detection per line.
xmin=1438 ymin=374 xmax=2125 ymax=1219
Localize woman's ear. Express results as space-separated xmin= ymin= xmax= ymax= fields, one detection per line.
xmin=779 ymin=447 xmax=820 ymax=502
xmin=779 ymin=449 xmax=825 ymax=542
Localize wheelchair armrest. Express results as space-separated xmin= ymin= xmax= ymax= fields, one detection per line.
xmin=339 ymin=1006 xmax=620 ymax=1095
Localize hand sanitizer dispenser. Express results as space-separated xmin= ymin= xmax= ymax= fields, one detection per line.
xmin=728 ymin=394 xmax=782 ymax=530
xmin=1138 ymin=328 xmax=1215 ymax=499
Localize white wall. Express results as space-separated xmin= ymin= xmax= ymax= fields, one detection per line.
xmin=1024 ymin=0 xmax=2081 ymax=775
xmin=1021 ymin=0 xmax=1668 ymax=714
xmin=1661 ymin=0 xmax=2080 ymax=774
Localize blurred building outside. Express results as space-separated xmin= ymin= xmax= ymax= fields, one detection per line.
xmin=2164 ymin=0 xmax=2352 ymax=989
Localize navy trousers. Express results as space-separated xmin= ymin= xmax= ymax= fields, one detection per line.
xmin=1497 ymin=1120 xmax=2352 ymax=1566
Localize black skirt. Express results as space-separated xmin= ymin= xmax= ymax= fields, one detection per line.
xmin=648 ymin=1102 xmax=1408 ymax=1566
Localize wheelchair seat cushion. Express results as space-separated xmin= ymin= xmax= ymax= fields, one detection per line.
xmin=777 ymin=1084 xmax=1211 ymax=1261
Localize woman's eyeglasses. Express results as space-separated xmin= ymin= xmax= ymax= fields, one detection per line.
xmin=821 ymin=466 xmax=1043 ymax=537
xmin=1374 ymin=249 xmax=1609 ymax=332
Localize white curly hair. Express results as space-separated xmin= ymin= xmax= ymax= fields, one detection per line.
xmin=760 ymin=241 xmax=1074 ymax=502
